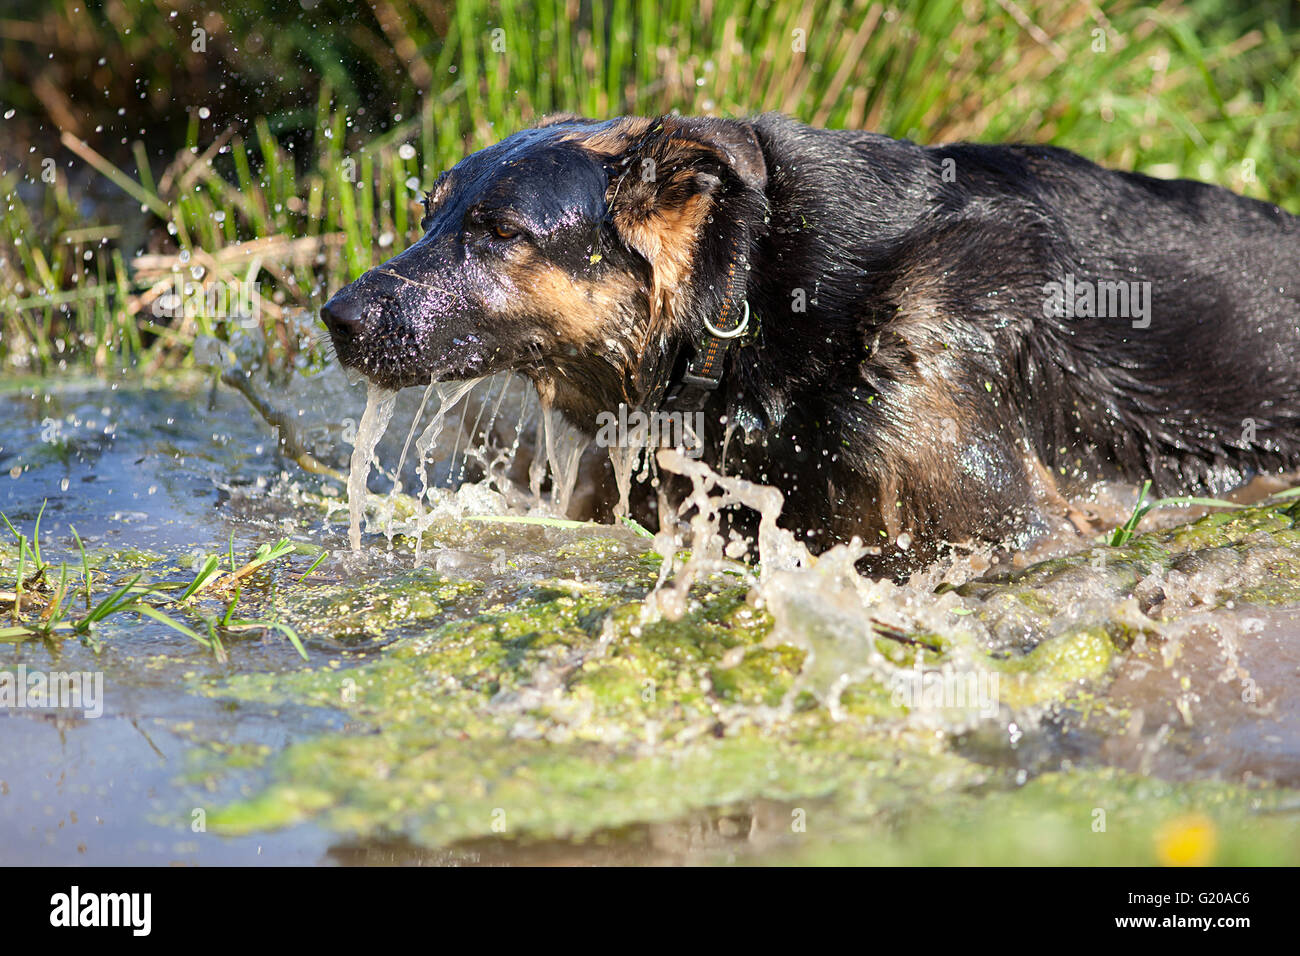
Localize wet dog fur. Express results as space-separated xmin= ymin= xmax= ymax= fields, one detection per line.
xmin=322 ymin=112 xmax=1300 ymax=573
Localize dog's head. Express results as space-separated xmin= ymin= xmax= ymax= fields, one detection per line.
xmin=321 ymin=115 xmax=767 ymax=423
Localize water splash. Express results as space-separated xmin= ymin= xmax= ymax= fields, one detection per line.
xmin=541 ymin=406 xmax=590 ymax=516
xmin=339 ymin=370 xmax=605 ymax=563
xmin=652 ymin=449 xmax=1016 ymax=729
xmin=347 ymin=383 xmax=398 ymax=551
xmin=656 ymin=449 xmax=812 ymax=572
xmin=408 ymin=377 xmax=483 ymax=564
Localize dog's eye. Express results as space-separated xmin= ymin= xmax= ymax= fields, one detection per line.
xmin=492 ymin=224 xmax=521 ymax=241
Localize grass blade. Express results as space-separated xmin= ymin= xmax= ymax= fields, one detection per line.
xmin=74 ymin=573 xmax=143 ymax=632
xmin=131 ymin=603 xmax=213 ymax=649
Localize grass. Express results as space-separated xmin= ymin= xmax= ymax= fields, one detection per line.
xmin=0 ymin=505 xmax=322 ymax=661
xmin=1 ymin=0 xmax=1298 ymax=377
xmin=1108 ymin=479 xmax=1154 ymax=546
xmin=1104 ymin=479 xmax=1300 ymax=546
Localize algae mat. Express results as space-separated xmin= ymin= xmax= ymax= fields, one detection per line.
xmin=194 ymin=501 xmax=1300 ymax=864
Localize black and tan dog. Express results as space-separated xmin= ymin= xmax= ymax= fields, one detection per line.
xmin=322 ymin=113 xmax=1300 ymax=570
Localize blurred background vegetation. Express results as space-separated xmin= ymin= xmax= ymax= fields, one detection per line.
xmin=1 ymin=0 xmax=1297 ymax=376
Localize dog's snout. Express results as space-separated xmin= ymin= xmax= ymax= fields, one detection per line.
xmin=321 ymin=297 xmax=365 ymax=338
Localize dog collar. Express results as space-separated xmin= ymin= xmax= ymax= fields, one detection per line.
xmin=663 ymin=237 xmax=752 ymax=411
xmin=674 ymin=299 xmax=749 ymax=388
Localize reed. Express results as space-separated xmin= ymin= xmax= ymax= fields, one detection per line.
xmin=1 ymin=0 xmax=1296 ymax=375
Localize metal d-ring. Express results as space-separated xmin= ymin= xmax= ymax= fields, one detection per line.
xmin=703 ymin=299 xmax=750 ymax=339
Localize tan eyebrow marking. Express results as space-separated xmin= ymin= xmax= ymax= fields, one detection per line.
xmin=421 ymin=172 xmax=454 ymax=219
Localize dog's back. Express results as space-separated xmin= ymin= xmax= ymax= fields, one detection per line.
xmin=753 ymin=114 xmax=1297 ymax=465
xmin=928 ymin=137 xmax=1300 ymax=495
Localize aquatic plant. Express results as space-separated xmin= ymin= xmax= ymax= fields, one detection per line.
xmin=1 ymin=504 xmax=318 ymax=660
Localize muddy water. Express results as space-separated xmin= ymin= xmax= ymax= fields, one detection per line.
xmin=2 ymin=373 xmax=1300 ymax=865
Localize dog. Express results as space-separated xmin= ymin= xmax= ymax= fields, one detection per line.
xmin=322 ymin=113 xmax=1300 ymax=572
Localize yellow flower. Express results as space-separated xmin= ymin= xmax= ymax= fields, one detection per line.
xmin=1155 ymin=814 xmax=1217 ymax=866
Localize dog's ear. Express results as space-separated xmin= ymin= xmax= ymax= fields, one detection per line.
xmin=603 ymin=118 xmax=766 ymax=300
xmin=654 ymin=116 xmax=768 ymax=194
xmin=596 ymin=116 xmax=768 ymax=400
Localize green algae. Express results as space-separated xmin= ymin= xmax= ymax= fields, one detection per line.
xmin=966 ymin=499 xmax=1300 ymax=601
xmin=988 ymin=627 xmax=1116 ymax=710
xmin=187 ymin=497 xmax=1300 ymax=861
xmin=270 ymin=570 xmax=483 ymax=644
xmin=774 ymin=767 xmax=1300 ymax=866
xmin=0 ymin=542 xmax=166 ymax=579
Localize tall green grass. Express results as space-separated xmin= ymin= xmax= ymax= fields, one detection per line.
xmin=1 ymin=0 xmax=1297 ymax=376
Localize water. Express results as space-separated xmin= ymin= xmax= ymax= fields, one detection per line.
xmin=343 ymin=374 xmax=595 ymax=565
xmin=346 ymin=383 xmax=397 ymax=552
xmin=3 ymin=374 xmax=1300 ymax=864
xmin=0 ymin=380 xmax=341 ymax=863
xmin=334 ymin=383 xmax=1300 ymax=781
xmin=540 ymin=407 xmax=591 ymax=517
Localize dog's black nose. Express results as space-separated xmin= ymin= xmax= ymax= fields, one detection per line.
xmin=321 ymin=298 xmax=364 ymax=338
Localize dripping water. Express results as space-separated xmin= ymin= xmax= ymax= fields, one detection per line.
xmin=347 ymin=383 xmax=398 ymax=551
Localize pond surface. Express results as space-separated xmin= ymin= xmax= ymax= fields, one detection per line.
xmin=2 ymin=374 xmax=1299 ymax=865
